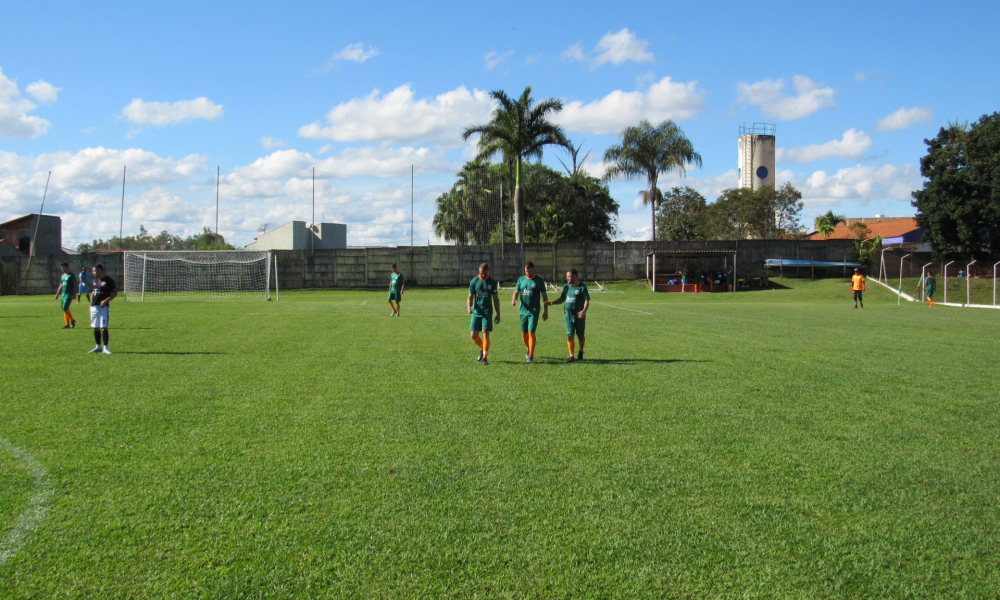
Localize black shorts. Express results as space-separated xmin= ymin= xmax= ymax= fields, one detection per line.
xmin=853 ymin=290 xmax=863 ymax=301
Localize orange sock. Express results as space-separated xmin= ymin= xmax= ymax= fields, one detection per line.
xmin=63 ymin=312 xmax=70 ymax=326
xmin=528 ymin=332 xmax=536 ymax=356
xmin=473 ymin=335 xmax=483 ymax=349
xmin=567 ymin=339 xmax=575 ymax=356
xmin=395 ymin=303 xmax=400 ymax=315
xmin=482 ymin=337 xmax=490 ymax=356
xmin=521 ymin=333 xmax=530 ymax=351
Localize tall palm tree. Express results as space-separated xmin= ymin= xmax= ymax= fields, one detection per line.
xmin=602 ymin=120 xmax=701 ymax=241
xmin=463 ymin=85 xmax=569 ymax=244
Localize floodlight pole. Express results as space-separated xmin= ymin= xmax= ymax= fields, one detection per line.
xmin=966 ymin=260 xmax=977 ymax=306
xmin=119 ymin=166 xmax=126 ymax=243
xmin=898 ymin=253 xmax=910 ymax=305
xmin=994 ymin=261 xmax=1000 ymax=306
xmin=944 ymin=261 xmax=955 ymax=304
xmin=215 ymin=166 xmax=220 ymax=235
xmin=920 ymin=262 xmax=932 ymax=302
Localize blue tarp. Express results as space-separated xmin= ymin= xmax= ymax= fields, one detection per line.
xmin=765 ymin=259 xmax=861 ymax=268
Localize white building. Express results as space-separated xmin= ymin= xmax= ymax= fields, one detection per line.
xmin=738 ymin=123 xmax=776 ymax=191
xmin=246 ymin=221 xmax=347 ymax=251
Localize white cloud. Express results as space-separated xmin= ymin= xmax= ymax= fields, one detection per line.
xmin=330 ymin=43 xmax=380 ymax=64
xmin=235 ymin=146 xmax=453 ymax=180
xmin=736 ymin=75 xmax=835 ymax=120
xmin=874 ymin=106 xmax=933 ymax=132
xmin=317 ymin=144 xmax=333 ymax=155
xmin=261 ymin=136 xmax=287 ymax=149
xmin=776 ymin=129 xmax=873 ymax=163
xmin=787 ymin=163 xmax=920 ymax=207
xmin=593 ymin=28 xmax=654 ymax=68
xmin=562 ymin=42 xmax=586 ymax=63
xmin=554 ymin=76 xmax=705 ymax=134
xmin=485 ymin=51 xmax=514 ymax=70
xmin=298 ymin=84 xmax=494 ymax=144
xmin=0 ymin=68 xmax=51 ymax=138
xmin=120 ymin=97 xmax=224 ymax=127
xmin=524 ymin=54 xmax=541 ymax=65
xmin=26 ymin=80 xmax=60 ymax=104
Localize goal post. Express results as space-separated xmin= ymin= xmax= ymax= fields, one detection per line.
xmin=123 ymin=250 xmax=272 ymax=301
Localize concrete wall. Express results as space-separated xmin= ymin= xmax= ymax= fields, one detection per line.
xmin=1 ymin=239 xmax=859 ymax=295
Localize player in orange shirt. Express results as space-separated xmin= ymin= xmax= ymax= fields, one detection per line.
xmin=851 ymin=268 xmax=865 ymax=308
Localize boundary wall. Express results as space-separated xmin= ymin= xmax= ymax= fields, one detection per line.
xmin=1 ymin=239 xmax=856 ymax=295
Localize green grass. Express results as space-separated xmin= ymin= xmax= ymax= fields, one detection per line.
xmin=892 ymin=276 xmax=1000 ymax=305
xmin=2 ymin=278 xmax=1000 ymax=599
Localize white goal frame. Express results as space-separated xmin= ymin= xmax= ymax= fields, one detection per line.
xmin=123 ymin=250 xmax=277 ymax=301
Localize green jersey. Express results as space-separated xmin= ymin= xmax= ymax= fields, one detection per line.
xmin=515 ymin=275 xmax=545 ymax=314
xmin=468 ymin=275 xmax=498 ymax=317
xmin=559 ymin=282 xmax=590 ymax=318
xmin=60 ymin=272 xmax=76 ymax=296
xmin=390 ymin=271 xmax=404 ymax=291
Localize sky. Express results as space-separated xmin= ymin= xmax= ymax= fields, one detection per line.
xmin=2 ymin=0 xmax=998 ymax=247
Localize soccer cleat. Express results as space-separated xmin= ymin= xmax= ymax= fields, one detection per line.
xmin=62 ymin=325 xmax=71 ymax=329
xmin=390 ymin=311 xmax=397 ymax=316
xmin=88 ymin=345 xmax=102 ymax=353
xmin=71 ymin=320 xmax=76 ymax=328
xmin=567 ymin=356 xmax=576 ymax=363
xmin=101 ymin=347 xmax=113 ymax=355
xmin=526 ymin=356 xmax=534 ymax=364
xmin=577 ymin=351 xmax=584 ymax=361
xmin=478 ymin=350 xmax=484 ymax=362
xmin=481 ymin=358 xmax=489 ymax=366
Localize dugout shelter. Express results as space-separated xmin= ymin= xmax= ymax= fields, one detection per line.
xmin=647 ymin=250 xmax=738 ymax=293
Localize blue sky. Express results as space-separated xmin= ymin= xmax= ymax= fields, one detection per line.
xmin=2 ymin=0 xmax=998 ymax=245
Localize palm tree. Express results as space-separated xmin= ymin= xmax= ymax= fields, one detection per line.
xmin=815 ymin=210 xmax=846 ymax=239
xmin=602 ymin=120 xmax=701 ymax=241
xmin=463 ymin=86 xmax=569 ymax=244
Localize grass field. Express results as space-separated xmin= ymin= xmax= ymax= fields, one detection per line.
xmin=890 ymin=276 xmax=1000 ymax=305
xmin=2 ymin=278 xmax=1000 ymax=599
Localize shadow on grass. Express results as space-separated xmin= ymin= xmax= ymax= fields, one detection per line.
xmin=119 ymin=351 xmax=230 ymax=355
xmin=498 ymin=358 xmax=711 ymax=365
xmin=0 ymin=315 xmax=41 ymax=318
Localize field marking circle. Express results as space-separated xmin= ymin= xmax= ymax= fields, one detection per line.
xmin=0 ymin=439 xmax=53 ymax=567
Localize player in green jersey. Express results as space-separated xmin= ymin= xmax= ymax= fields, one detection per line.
xmin=53 ymin=262 xmax=77 ymax=329
xmin=545 ymin=268 xmax=590 ymax=362
xmin=467 ymin=262 xmax=500 ymax=365
xmin=387 ymin=264 xmax=405 ymax=316
xmin=511 ymin=261 xmax=548 ymax=363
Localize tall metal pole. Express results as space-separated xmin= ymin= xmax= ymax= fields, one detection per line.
xmin=312 ymin=167 xmax=316 ymax=253
xmin=410 ymin=165 xmax=414 ymax=248
xmin=920 ymin=262 xmax=932 ymax=302
xmin=215 ymin=166 xmax=220 ymax=235
xmin=967 ymin=260 xmax=977 ymax=305
xmin=312 ymin=167 xmax=316 ymax=227
xmin=944 ymin=260 xmax=955 ymax=304
xmin=898 ymin=253 xmax=910 ymax=306
xmin=994 ymin=261 xmax=1000 ymax=306
xmin=119 ymin=166 xmax=126 ymax=244
xmin=20 ymin=171 xmax=51 ymax=295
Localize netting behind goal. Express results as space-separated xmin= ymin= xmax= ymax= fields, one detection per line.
xmin=124 ymin=251 xmax=271 ymax=301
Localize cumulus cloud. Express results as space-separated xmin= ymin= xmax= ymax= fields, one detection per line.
xmin=298 ymin=84 xmax=494 ymax=144
xmin=524 ymin=54 xmax=541 ymax=65
xmin=26 ymin=80 xmax=60 ymax=104
xmin=554 ymin=76 xmax=705 ymax=134
xmin=261 ymin=136 xmax=287 ymax=149
xmin=330 ymin=43 xmax=380 ymax=64
xmin=0 ymin=68 xmax=51 ymax=138
xmin=120 ymin=97 xmax=224 ymax=127
xmin=593 ymin=28 xmax=654 ymax=68
xmin=736 ymin=75 xmax=835 ymax=120
xmin=484 ymin=51 xmax=514 ymax=70
xmin=561 ymin=29 xmax=654 ymax=69
xmin=874 ymin=106 xmax=933 ymax=132
xmin=235 ymin=146 xmax=454 ymax=180
xmin=788 ymin=163 xmax=920 ymax=208
xmin=776 ymin=129 xmax=873 ymax=163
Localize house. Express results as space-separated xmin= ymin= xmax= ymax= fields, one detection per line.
xmin=0 ymin=214 xmax=65 ymax=256
xmin=809 ymin=216 xmax=926 ymax=248
xmin=245 ymin=221 xmax=347 ymax=251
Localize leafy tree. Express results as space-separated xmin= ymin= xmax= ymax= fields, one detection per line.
xmin=912 ymin=112 xmax=1000 ymax=259
xmin=655 ymin=186 xmax=707 ymax=241
xmin=700 ymin=184 xmax=804 ymax=240
xmin=77 ymin=226 xmax=234 ymax=252
xmin=848 ymin=221 xmax=883 ymax=266
xmin=602 ymin=120 xmax=701 ymax=241
xmin=432 ymin=162 xmax=503 ymax=245
xmin=815 ymin=210 xmax=846 ymax=239
xmin=463 ymin=86 xmax=569 ymax=244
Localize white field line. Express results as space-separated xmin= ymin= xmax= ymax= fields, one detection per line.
xmin=869 ymin=277 xmax=1000 ymax=308
xmin=361 ymin=301 xmax=367 ymax=306
xmin=0 ymin=439 xmax=53 ymax=567
xmin=590 ymin=301 xmax=653 ymax=315
xmin=869 ymin=277 xmax=917 ymax=301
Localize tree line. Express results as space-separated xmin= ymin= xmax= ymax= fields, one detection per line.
xmin=77 ymin=226 xmax=234 ymax=252
xmin=435 ymin=84 xmax=806 ymax=245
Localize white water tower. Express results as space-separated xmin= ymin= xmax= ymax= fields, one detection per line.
xmin=738 ymin=123 xmax=776 ymax=190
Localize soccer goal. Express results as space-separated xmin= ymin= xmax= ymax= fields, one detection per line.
xmin=123 ymin=251 xmax=275 ymax=301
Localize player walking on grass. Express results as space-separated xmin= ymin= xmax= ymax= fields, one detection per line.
xmin=88 ymin=264 xmax=117 ymax=354
xmin=387 ymin=264 xmax=404 ymax=316
xmin=54 ymin=262 xmax=77 ymax=329
xmin=546 ymin=269 xmax=590 ymax=363
xmin=511 ymin=261 xmax=548 ymax=363
xmin=76 ymin=267 xmax=90 ymax=303
xmin=924 ymin=271 xmax=936 ymax=307
xmin=851 ymin=268 xmax=865 ymax=308
xmin=468 ymin=262 xmax=500 ymax=366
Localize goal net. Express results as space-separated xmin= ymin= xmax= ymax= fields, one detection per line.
xmin=124 ymin=251 xmax=271 ymax=301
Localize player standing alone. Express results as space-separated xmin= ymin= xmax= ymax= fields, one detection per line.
xmin=54 ymin=262 xmax=77 ymax=329
xmin=89 ymin=264 xmax=117 ymax=354
xmin=924 ymin=271 xmax=936 ymax=307
xmin=851 ymin=268 xmax=865 ymax=308
xmin=468 ymin=262 xmax=500 ymax=366
xmin=546 ymin=269 xmax=590 ymax=362
xmin=387 ymin=264 xmax=405 ymax=316
xmin=511 ymin=261 xmax=548 ymax=363
xmin=77 ymin=266 xmax=90 ymax=304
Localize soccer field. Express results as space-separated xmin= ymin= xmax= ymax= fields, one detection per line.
xmin=2 ymin=279 xmax=999 ymax=599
